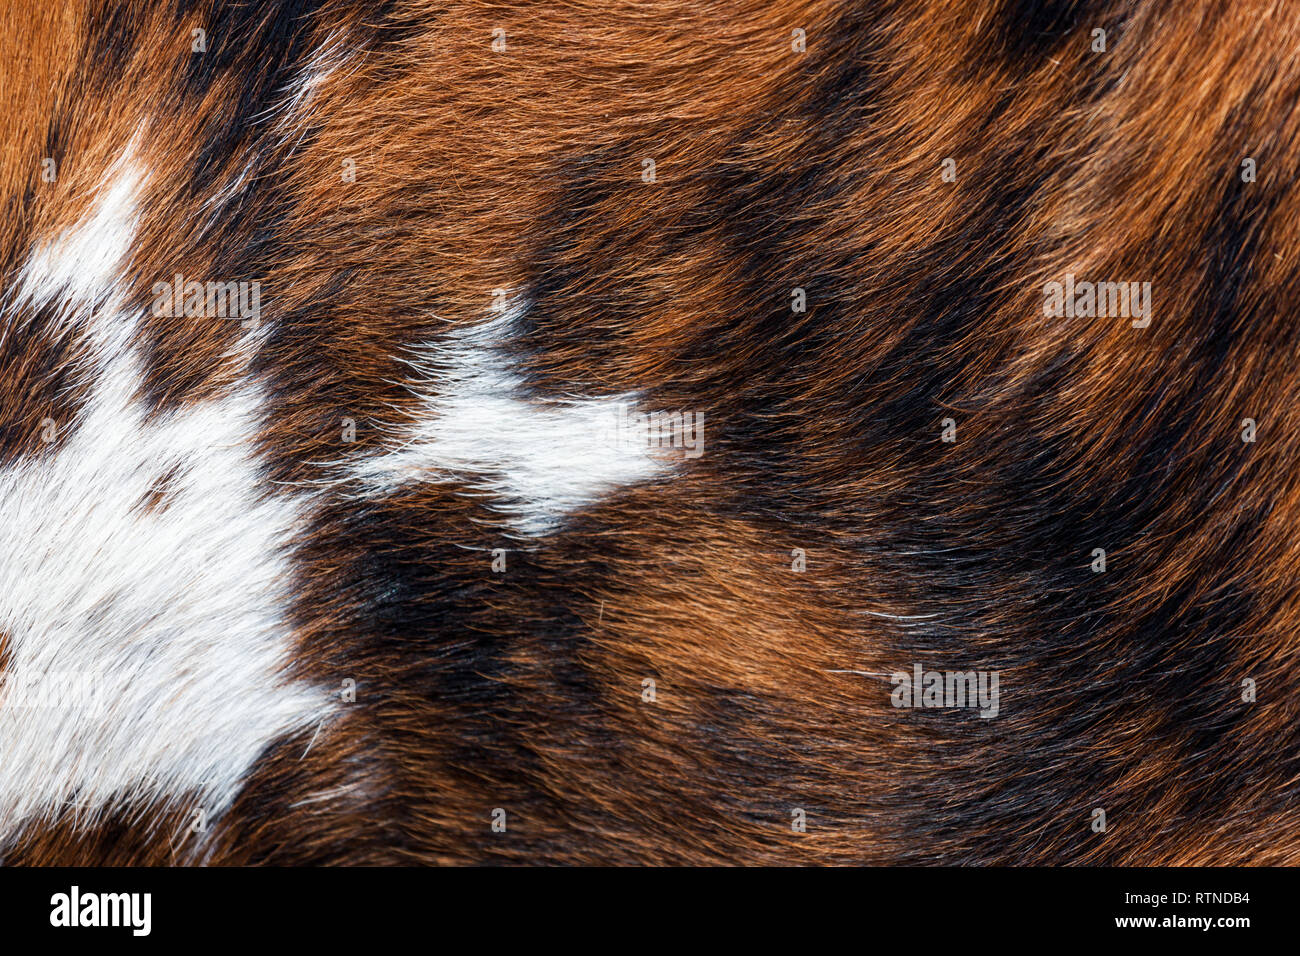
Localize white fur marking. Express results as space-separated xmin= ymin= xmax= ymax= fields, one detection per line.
xmin=15 ymin=155 xmax=145 ymax=314
xmin=0 ymin=162 xmax=336 ymax=845
xmin=352 ymin=307 xmax=668 ymax=534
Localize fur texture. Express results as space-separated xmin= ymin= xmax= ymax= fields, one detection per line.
xmin=1 ymin=0 xmax=1299 ymax=864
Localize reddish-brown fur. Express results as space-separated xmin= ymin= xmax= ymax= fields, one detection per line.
xmin=2 ymin=0 xmax=1299 ymax=864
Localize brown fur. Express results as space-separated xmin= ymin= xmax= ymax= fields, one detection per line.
xmin=2 ymin=0 xmax=1299 ymax=864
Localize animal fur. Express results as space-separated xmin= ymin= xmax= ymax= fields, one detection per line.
xmin=1 ymin=0 xmax=1298 ymax=864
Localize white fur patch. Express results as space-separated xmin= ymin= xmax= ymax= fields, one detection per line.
xmin=351 ymin=307 xmax=668 ymax=535
xmin=14 ymin=152 xmax=145 ymax=316
xmin=0 ymin=160 xmax=336 ymax=847
xmin=275 ymin=35 xmax=346 ymax=128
